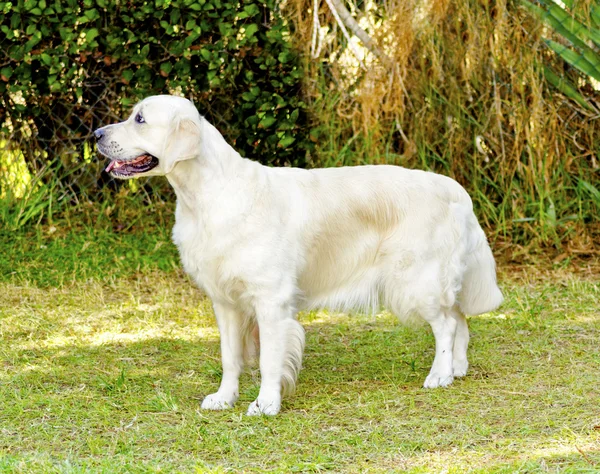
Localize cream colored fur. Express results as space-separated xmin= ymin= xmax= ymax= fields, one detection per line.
xmin=95 ymin=95 xmax=503 ymax=416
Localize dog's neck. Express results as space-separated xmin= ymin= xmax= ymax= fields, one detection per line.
xmin=166 ymin=119 xmax=263 ymax=216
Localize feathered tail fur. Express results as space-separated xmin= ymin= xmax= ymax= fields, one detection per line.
xmin=458 ymin=227 xmax=503 ymax=315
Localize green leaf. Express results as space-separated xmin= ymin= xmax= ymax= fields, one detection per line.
xmin=258 ymin=114 xmax=277 ymax=128
xmin=278 ymin=51 xmax=295 ymax=64
xmin=160 ymin=62 xmax=172 ymax=74
xmin=521 ymin=0 xmax=585 ymax=49
xmin=245 ymin=115 xmax=259 ymax=126
xmin=122 ymin=69 xmax=134 ymax=83
xmin=84 ymin=8 xmax=99 ymax=20
xmin=278 ymin=134 xmax=295 ymax=148
xmin=0 ymin=66 xmax=12 ymax=79
xmin=200 ymin=48 xmax=211 ymax=61
xmin=24 ymin=33 xmax=42 ymax=52
xmin=86 ymin=28 xmax=99 ymax=42
xmin=545 ymin=39 xmax=600 ymax=82
xmin=59 ymin=28 xmax=74 ymax=42
xmin=243 ymin=4 xmax=260 ymax=16
xmin=244 ymin=23 xmax=258 ymax=38
xmin=545 ymin=199 xmax=557 ymax=229
xmin=542 ymin=65 xmax=593 ymax=111
xmin=579 ymin=179 xmax=600 ymax=205
xmin=40 ymin=53 xmax=52 ymax=66
xmin=592 ymin=5 xmax=600 ymax=28
xmin=289 ymin=108 xmax=299 ymax=123
xmin=218 ymin=22 xmax=232 ymax=36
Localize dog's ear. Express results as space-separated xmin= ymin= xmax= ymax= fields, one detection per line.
xmin=163 ymin=116 xmax=201 ymax=164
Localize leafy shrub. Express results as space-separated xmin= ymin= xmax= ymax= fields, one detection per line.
xmin=0 ymin=0 xmax=310 ymax=199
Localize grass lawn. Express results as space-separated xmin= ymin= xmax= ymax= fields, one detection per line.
xmin=1 ymin=226 xmax=599 ymax=473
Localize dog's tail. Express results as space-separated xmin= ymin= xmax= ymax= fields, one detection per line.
xmin=281 ymin=318 xmax=306 ymax=397
xmin=458 ymin=227 xmax=503 ymax=315
xmin=242 ymin=321 xmax=260 ymax=364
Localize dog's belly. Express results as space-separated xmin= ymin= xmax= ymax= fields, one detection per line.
xmin=296 ymin=223 xmax=391 ymax=313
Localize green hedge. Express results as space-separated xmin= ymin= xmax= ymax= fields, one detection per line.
xmin=0 ymin=0 xmax=310 ymax=176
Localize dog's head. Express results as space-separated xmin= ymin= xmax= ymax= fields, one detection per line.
xmin=94 ymin=95 xmax=201 ymax=179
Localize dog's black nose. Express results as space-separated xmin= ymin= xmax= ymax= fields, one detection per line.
xmin=94 ymin=128 xmax=104 ymax=140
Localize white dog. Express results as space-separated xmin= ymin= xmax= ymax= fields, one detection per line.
xmin=95 ymin=95 xmax=503 ymax=415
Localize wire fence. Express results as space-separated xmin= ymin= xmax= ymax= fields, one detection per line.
xmin=0 ymin=73 xmax=136 ymax=205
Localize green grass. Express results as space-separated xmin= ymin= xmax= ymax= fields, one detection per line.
xmin=1 ymin=227 xmax=599 ymax=473
xmin=0 ymin=223 xmax=177 ymax=287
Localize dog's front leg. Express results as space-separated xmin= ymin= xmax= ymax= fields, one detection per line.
xmin=201 ymin=302 xmax=244 ymax=410
xmin=246 ymin=300 xmax=293 ymax=416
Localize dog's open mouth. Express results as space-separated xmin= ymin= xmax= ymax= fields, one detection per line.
xmin=105 ymin=154 xmax=159 ymax=177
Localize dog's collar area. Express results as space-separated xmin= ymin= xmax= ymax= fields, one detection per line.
xmin=105 ymin=153 xmax=159 ymax=177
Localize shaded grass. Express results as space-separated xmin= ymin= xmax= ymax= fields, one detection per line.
xmin=0 ymin=222 xmax=177 ymax=287
xmin=1 ymin=229 xmax=599 ymax=472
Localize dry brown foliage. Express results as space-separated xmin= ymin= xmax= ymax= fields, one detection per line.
xmin=285 ymin=0 xmax=600 ymax=249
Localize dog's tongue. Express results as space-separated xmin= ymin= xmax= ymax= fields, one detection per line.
xmin=105 ymin=160 xmax=117 ymax=173
xmin=105 ymin=155 xmax=151 ymax=173
xmin=105 ymin=160 xmax=127 ymax=172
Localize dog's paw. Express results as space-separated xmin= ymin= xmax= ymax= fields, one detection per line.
xmin=201 ymin=392 xmax=236 ymax=410
xmin=246 ymin=397 xmax=281 ymax=416
xmin=423 ymin=372 xmax=454 ymax=389
xmin=453 ymin=359 xmax=468 ymax=378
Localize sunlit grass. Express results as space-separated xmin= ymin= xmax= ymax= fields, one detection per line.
xmin=1 ymin=227 xmax=599 ymax=472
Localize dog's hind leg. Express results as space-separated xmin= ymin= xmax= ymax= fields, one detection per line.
xmin=383 ymin=260 xmax=458 ymax=388
xmin=422 ymin=306 xmax=458 ymax=389
xmin=451 ymin=307 xmax=469 ymax=377
xmin=247 ymin=299 xmax=305 ymax=416
xmin=201 ymin=302 xmax=246 ymax=410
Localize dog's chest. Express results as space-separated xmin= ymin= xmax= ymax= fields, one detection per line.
xmin=173 ymin=217 xmax=213 ymax=279
xmin=171 ymin=212 xmax=245 ymax=301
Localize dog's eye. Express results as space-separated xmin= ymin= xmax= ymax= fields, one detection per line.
xmin=135 ymin=113 xmax=145 ymax=124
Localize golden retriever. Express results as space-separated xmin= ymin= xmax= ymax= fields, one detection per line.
xmin=95 ymin=95 xmax=502 ymax=415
